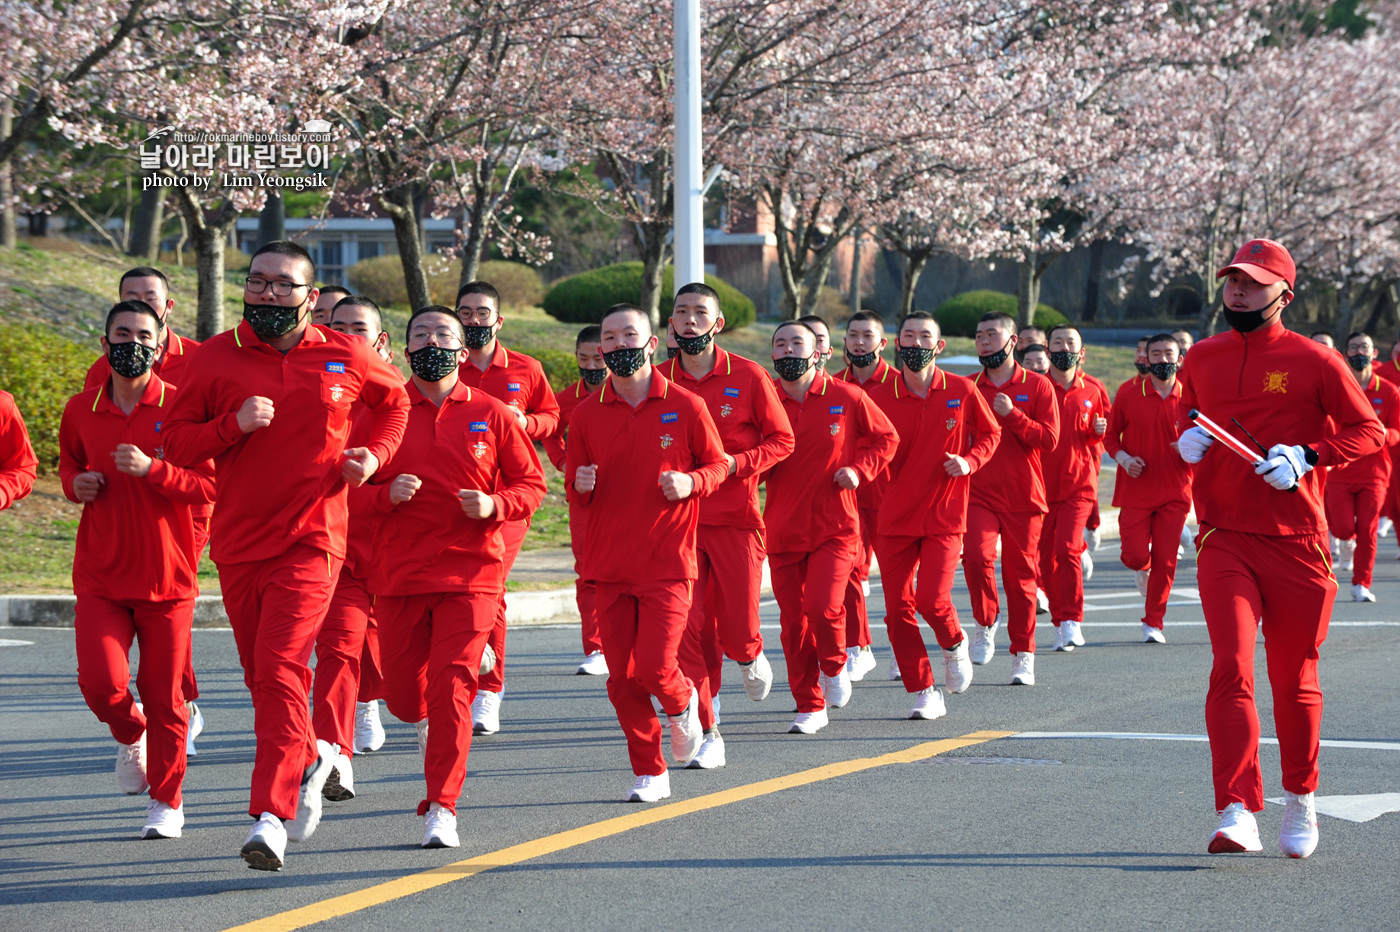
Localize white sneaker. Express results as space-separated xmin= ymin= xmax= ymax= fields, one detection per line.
xmin=1081 ymin=552 xmax=1094 ymax=582
xmin=422 ymin=802 xmax=460 ymax=848
xmin=576 ymin=650 xmax=609 ymax=676
xmin=416 ymin=719 xmax=429 ymax=762
xmin=908 ymin=686 xmax=946 ymax=721
xmin=1208 ymin=802 xmax=1263 ymax=853
xmin=942 ymin=639 xmax=972 ymax=694
xmin=141 ymin=800 xmax=184 ymax=839
xmin=479 ymin=643 xmax=497 ymax=677
xmin=1329 ymin=533 xmax=1340 ymax=555
xmin=1085 ymin=526 xmax=1101 ymax=552
xmin=322 ymin=748 xmax=355 ymax=801
xmin=1339 ymin=538 xmax=1356 ymax=572
xmin=741 ymin=651 xmax=773 ymax=701
xmin=847 ymin=646 xmax=877 ymax=682
xmin=667 ymin=688 xmax=703 ymax=765
xmin=1352 ymin=583 xmax=1376 ymax=603
xmin=354 ymin=700 xmax=386 ymax=753
xmin=1181 ymin=524 xmax=1195 ymax=551
xmin=861 ymin=579 xmax=871 ymax=597
xmin=1053 ymin=624 xmax=1073 ymax=652
xmin=1009 ymin=653 xmax=1035 ymax=686
xmin=821 ymin=668 xmax=852 ymax=709
xmin=1063 ymin=619 xmax=1085 ymax=647
xmin=626 ymin=771 xmax=672 ymax=802
xmin=1141 ymin=623 xmax=1166 ymax=644
xmin=1380 ymin=516 xmax=1393 ymax=538
xmin=186 ymin=701 xmax=203 ymax=757
xmin=1035 ymin=588 xmax=1049 ymax=615
xmin=687 ymin=729 xmax=726 ymax=769
xmin=116 ymin=732 xmax=148 ymax=795
xmin=886 ymin=654 xmax=902 ymax=681
xmin=970 ymin=619 xmax=999 ymax=665
xmin=472 ymin=690 xmax=502 ymax=735
xmin=286 ymin=740 xmax=334 ymax=842
xmin=1279 ymin=790 xmax=1319 ymax=858
xmin=1135 ymin=569 xmax=1150 ymax=597
xmin=712 ymin=694 xmax=721 ymax=726
xmin=242 ymin=812 xmax=288 ymax=871
xmin=788 ymin=708 xmax=829 ymax=734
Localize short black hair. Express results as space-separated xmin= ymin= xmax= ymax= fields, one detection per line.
xmin=845 ymin=310 xmax=883 ymax=329
xmin=119 ymin=266 xmax=171 ymax=301
xmin=1171 ymin=328 xmax=1193 ymax=338
xmin=318 ymin=284 xmax=352 ymax=300
xmin=1346 ymin=331 xmax=1372 ymax=346
xmin=1018 ymin=325 xmax=1046 ymax=337
xmin=1310 ymin=330 xmax=1333 ymax=339
xmin=250 ymin=240 xmax=316 ymax=282
xmin=576 ymin=324 xmax=602 ymax=347
xmin=897 ymin=310 xmax=940 ymax=339
xmin=1047 ymin=322 xmax=1080 ymax=342
xmin=1146 ymin=332 xmax=1182 ymax=353
xmin=773 ymin=320 xmax=818 ymax=342
xmin=105 ymin=299 xmax=163 ymax=336
xmin=406 ymin=305 xmax=465 ymax=344
xmin=675 ymin=282 xmax=720 ymax=313
xmin=1020 ymin=342 xmax=1048 ymax=355
xmin=456 ymin=280 xmax=501 ymax=310
xmin=331 ymin=295 xmax=383 ymax=331
xmin=978 ymin=311 xmax=1016 ymax=333
xmin=1137 ymin=335 xmax=1151 ymax=345
xmin=600 ymin=303 xmax=651 ymax=335
xmin=797 ymin=314 xmax=830 ymax=333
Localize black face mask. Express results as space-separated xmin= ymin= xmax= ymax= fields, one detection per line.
xmin=847 ymin=349 xmax=878 ymax=369
xmin=1149 ymin=361 xmax=1179 ymax=381
xmin=1049 ymin=349 xmax=1081 ymax=372
xmin=1222 ymin=292 xmax=1287 ymax=334
xmin=462 ymin=324 xmax=495 ymax=349
xmin=773 ymin=355 xmax=814 ymax=382
xmin=603 ymin=346 xmax=648 ymax=377
xmin=898 ymin=345 xmax=936 ymax=371
xmin=579 ymin=366 xmax=608 ymax=386
xmin=108 ymin=341 xmax=157 ymax=378
xmin=666 ymin=346 xmax=680 ymax=360
xmin=244 ymin=301 xmax=304 ymax=341
xmin=1347 ymin=354 xmax=1371 ymax=373
xmin=978 ymin=334 xmax=1013 ymax=370
xmin=1135 ymin=361 xmax=1150 ymax=375
xmin=674 ymin=328 xmax=714 ymax=356
xmin=407 ymin=345 xmax=461 ymax=382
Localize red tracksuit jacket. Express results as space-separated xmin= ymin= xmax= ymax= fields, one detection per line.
xmin=544 ymin=379 xmax=595 ymax=472
xmin=84 ymin=329 xmax=199 ymax=392
xmin=837 ymin=358 xmax=897 ymax=511
xmin=161 ymin=321 xmax=410 ymax=565
xmin=458 ymin=342 xmax=561 ymax=442
xmin=565 ymin=372 xmax=729 ymax=583
xmin=0 ymin=390 xmax=38 ymax=510
xmin=867 ymin=367 xmax=1000 ymax=538
xmin=368 ymin=380 xmax=546 ymax=596
xmin=659 ymin=348 xmax=794 ymax=529
xmin=1105 ymin=376 xmax=1193 ymax=510
xmin=1177 ymin=321 xmax=1384 ymax=536
xmin=1043 ymin=372 xmax=1108 ymax=505
xmin=59 ymin=377 xmax=215 ymax=601
xmin=969 ymin=363 xmax=1060 ymax=515
xmin=1327 ymin=373 xmax=1400 ymax=490
xmin=763 ymin=371 xmax=898 ymax=554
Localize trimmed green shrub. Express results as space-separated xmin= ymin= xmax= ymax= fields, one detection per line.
xmin=542 ymin=262 xmax=756 ymax=329
xmin=347 ymin=255 xmax=545 ymax=309
xmin=530 ymin=347 xmax=580 ymax=393
xmin=932 ymin=290 xmax=1068 ymax=337
xmin=0 ymin=322 xmax=99 ymax=474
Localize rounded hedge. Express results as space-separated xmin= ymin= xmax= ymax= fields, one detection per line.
xmin=530 ymin=347 xmax=580 ymax=393
xmin=932 ymin=290 xmax=1068 ymax=338
xmin=0 ymin=322 xmax=99 ymax=474
xmin=543 ymin=262 xmax=755 ymax=329
xmin=347 ymin=256 xmax=546 ymax=309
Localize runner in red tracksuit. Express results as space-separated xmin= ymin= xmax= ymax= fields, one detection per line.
xmin=453 ymin=281 xmax=559 ymax=736
xmin=835 ymin=310 xmax=896 ymax=680
xmin=964 ymin=312 xmax=1059 ymax=686
xmin=663 ymin=285 xmax=794 ymax=768
xmin=0 ymin=390 xmax=37 ymax=511
xmin=764 ymin=321 xmax=898 ymax=735
xmin=1081 ymin=369 xmax=1110 ymax=554
xmin=1324 ymin=332 xmax=1400 ymax=602
xmin=866 ymin=312 xmax=999 ymax=719
xmin=1179 ymin=239 xmax=1383 ymax=859
xmin=60 ymin=301 xmax=215 ymax=841
xmin=369 ymin=307 xmax=546 ymax=848
xmin=1364 ymin=346 xmax=1400 ymax=546
xmin=1040 ymin=325 xmax=1110 ymax=652
xmin=1104 ymin=333 xmax=1193 ymax=642
xmin=543 ymin=325 xmax=608 ymax=676
xmin=162 ymin=242 xmax=409 ymax=871
xmin=566 ymin=304 xmax=728 ymax=802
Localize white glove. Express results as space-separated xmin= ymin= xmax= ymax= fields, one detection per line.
xmin=1178 ymin=426 xmax=1214 ymax=464
xmin=1254 ymin=443 xmax=1313 ymax=491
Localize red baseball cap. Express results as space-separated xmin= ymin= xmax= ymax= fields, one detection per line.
xmin=1216 ymin=239 xmax=1295 ymax=290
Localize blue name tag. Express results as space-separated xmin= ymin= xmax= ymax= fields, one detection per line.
xmin=507 ymin=382 xmax=522 ymax=392
xmin=946 ymin=399 xmax=961 ymax=408
xmin=661 ymin=412 xmax=679 ymax=424
xmin=724 ymin=387 xmax=740 ymax=398
xmin=470 ymin=421 xmax=489 ymax=432
xmin=1015 ymin=394 xmax=1029 ymax=403
xmin=154 ymin=421 xmax=162 ymax=432
xmin=326 ymin=362 xmax=346 ymax=373
xmin=829 ymin=405 xmax=844 ymax=415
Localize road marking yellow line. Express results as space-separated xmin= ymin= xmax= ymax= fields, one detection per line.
xmin=224 ymin=729 xmax=1014 ymax=932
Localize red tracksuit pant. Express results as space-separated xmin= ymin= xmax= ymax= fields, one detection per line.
xmin=1324 ymin=481 xmax=1384 ymax=587
xmin=679 ymin=525 xmax=766 ymax=730
xmin=357 ymin=613 xmax=383 ymax=703
xmin=963 ymin=504 xmax=1041 ymax=654
xmin=840 ymin=505 xmax=878 ymax=650
xmin=596 ymin=578 xmax=695 ymax=777
xmin=1038 ymin=494 xmax=1095 ymax=626
xmin=1118 ymin=502 xmax=1189 ymax=628
xmin=479 ymin=517 xmax=529 ymax=694
xmin=376 ymin=591 xmax=496 ymax=815
xmin=218 ymin=544 xmax=341 ymax=820
xmin=874 ymin=533 xmax=965 ymax=693
xmin=312 ymin=567 xmax=372 ymax=757
xmin=1196 ymin=526 xmax=1335 ymax=812
xmin=569 ymin=505 xmax=602 ymax=656
xmin=74 ymin=594 xmax=192 ymax=807
xmin=771 ymin=536 xmax=857 ymax=713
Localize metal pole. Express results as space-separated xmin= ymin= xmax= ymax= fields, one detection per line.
xmin=673 ymin=0 xmax=703 ymax=292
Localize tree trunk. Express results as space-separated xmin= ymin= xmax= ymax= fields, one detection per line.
xmin=379 ymin=187 xmax=431 ymax=310
xmin=1195 ymin=208 xmax=1225 ymax=337
xmin=1083 ymin=239 xmax=1104 ymax=322
xmin=127 ymin=186 xmax=165 ymax=260
xmin=899 ymin=246 xmax=934 ymax=320
xmin=458 ymin=200 xmax=489 ymax=288
xmin=1016 ymin=252 xmax=1040 ymax=329
xmin=848 ymin=228 xmax=863 ymax=313
xmin=633 ymin=220 xmax=669 ymax=332
xmin=1334 ymin=280 xmax=1379 ymax=344
xmin=254 ymin=191 xmax=285 ymax=251
xmin=0 ymin=100 xmax=15 ymax=248
xmin=173 ymin=187 xmax=236 ymax=339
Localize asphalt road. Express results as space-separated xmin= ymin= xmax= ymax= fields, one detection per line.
xmin=3 ymin=540 xmax=1398 ymax=931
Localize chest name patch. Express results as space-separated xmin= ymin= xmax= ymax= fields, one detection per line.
xmin=470 ymin=421 xmax=489 ymax=432
xmin=661 ymin=412 xmax=679 ymax=424
xmin=946 ymin=399 xmax=961 ymax=408
xmin=724 ymin=387 xmax=741 ymax=398
xmin=507 ymin=382 xmax=523 ymax=392
xmin=1015 ymin=394 xmax=1030 ymax=403
xmin=326 ymin=362 xmax=346 ymax=373
xmin=829 ymin=405 xmax=845 ymax=415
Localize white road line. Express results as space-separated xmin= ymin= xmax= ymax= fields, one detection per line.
xmin=1007 ymin=731 xmax=1400 ymax=751
xmin=0 ymin=638 xmax=34 ymax=647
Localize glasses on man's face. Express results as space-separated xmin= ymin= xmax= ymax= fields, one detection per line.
xmin=456 ymin=307 xmax=496 ymax=325
xmin=408 ymin=329 xmax=463 ymax=348
xmin=245 ymin=277 xmax=311 ymax=297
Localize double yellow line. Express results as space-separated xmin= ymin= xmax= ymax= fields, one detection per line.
xmin=226 ymin=729 xmax=1013 ymax=932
